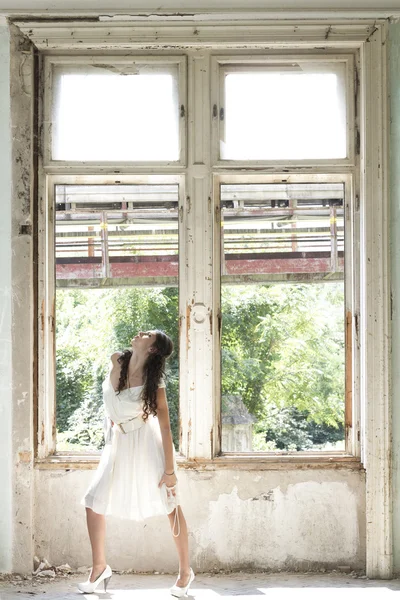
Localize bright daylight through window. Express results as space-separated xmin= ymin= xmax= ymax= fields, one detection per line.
xmin=220 ymin=63 xmax=347 ymax=160
xmin=52 ymin=65 xmax=180 ymax=161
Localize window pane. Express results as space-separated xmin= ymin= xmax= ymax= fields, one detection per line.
xmin=220 ymin=183 xmax=345 ymax=453
xmin=221 ymin=183 xmax=344 ymax=279
xmin=55 ymin=184 xmax=179 ymax=284
xmin=222 ymin=64 xmax=347 ymax=160
xmin=52 ymin=66 xmax=180 ymax=161
xmin=54 ymin=183 xmax=180 ymax=452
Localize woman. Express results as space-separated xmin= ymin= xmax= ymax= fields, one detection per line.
xmin=78 ymin=330 xmax=194 ymax=597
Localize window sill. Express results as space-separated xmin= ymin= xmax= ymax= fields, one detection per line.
xmin=180 ymin=453 xmax=364 ymax=470
xmin=35 ymin=451 xmax=363 ymax=471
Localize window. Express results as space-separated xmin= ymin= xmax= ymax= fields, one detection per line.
xmin=55 ymin=184 xmax=179 ymax=283
xmin=38 ymin=48 xmax=359 ymax=461
xmin=54 ymin=183 xmax=180 ymax=452
xmin=45 ymin=57 xmax=186 ymax=164
xmin=212 ymin=55 xmax=354 ymax=164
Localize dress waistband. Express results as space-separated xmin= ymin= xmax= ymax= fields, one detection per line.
xmin=113 ymin=415 xmax=145 ymax=434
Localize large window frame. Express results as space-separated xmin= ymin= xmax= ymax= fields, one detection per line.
xmin=30 ymin=21 xmax=387 ymax=477
xmin=38 ymin=49 xmax=359 ymax=464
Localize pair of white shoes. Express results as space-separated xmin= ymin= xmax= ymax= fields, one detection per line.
xmin=78 ymin=565 xmax=195 ymax=597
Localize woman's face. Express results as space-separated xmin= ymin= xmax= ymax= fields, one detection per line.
xmin=131 ymin=330 xmax=157 ymax=354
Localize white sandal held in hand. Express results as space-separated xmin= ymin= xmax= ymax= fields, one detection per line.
xmin=166 ymin=484 xmax=181 ymax=538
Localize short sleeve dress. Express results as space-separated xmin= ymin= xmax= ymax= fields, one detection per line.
xmin=81 ymin=371 xmax=180 ymax=522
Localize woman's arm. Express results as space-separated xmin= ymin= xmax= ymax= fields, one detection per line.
xmin=109 ymin=352 xmax=122 ymax=392
xmin=110 ymin=351 xmax=121 ymax=366
xmin=156 ymin=387 xmax=178 ymax=490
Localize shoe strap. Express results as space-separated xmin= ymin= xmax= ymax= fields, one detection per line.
xmin=172 ymin=497 xmax=180 ymax=538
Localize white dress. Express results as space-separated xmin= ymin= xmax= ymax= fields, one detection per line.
xmin=81 ymin=372 xmax=180 ymax=522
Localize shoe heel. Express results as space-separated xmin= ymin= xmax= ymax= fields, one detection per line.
xmin=104 ymin=575 xmax=111 ymax=592
xmin=170 ymin=568 xmax=195 ymax=598
xmin=186 ymin=568 xmax=195 ymax=595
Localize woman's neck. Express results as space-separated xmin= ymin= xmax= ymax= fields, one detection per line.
xmin=128 ymin=348 xmax=147 ymax=376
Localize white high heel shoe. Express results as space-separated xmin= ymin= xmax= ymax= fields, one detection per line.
xmin=77 ymin=564 xmax=112 ymax=594
xmin=170 ymin=567 xmax=195 ymax=598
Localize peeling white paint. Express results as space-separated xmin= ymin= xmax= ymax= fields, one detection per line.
xmin=2 ymin=0 xmax=400 ymax=13
xmin=196 ymin=482 xmax=359 ymax=568
xmin=17 ymin=392 xmax=28 ymax=406
xmin=33 ymin=469 xmax=365 ymax=572
xmin=0 ymin=22 xmax=12 ymax=574
xmin=9 ymin=22 xmax=35 ymax=574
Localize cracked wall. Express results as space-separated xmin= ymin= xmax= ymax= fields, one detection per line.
xmin=34 ymin=468 xmax=365 ymax=572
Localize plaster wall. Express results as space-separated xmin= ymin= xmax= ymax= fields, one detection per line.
xmin=0 ymin=21 xmax=12 ymax=574
xmin=8 ymin=22 xmax=35 ymax=573
xmin=389 ymin=20 xmax=400 ymax=576
xmin=35 ymin=468 xmax=365 ymax=571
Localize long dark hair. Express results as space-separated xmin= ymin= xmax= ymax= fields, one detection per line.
xmin=117 ymin=330 xmax=173 ymax=421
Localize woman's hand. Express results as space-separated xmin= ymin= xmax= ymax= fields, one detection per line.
xmin=158 ymin=472 xmax=177 ymax=496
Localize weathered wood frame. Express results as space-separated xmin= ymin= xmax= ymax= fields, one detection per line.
xmin=20 ymin=16 xmax=391 ymax=578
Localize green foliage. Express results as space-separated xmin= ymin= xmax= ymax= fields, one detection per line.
xmin=56 ymin=347 xmax=93 ymax=432
xmin=256 ymin=406 xmax=344 ymax=452
xmin=56 ymin=288 xmax=114 ymax=445
xmin=257 ymin=284 xmax=345 ymax=427
xmin=56 ymin=281 xmax=344 ymax=453
xmin=221 ymin=286 xmax=281 ymax=418
xmin=58 ymin=365 xmax=107 ymax=451
xmin=221 ymin=282 xmax=345 ymax=450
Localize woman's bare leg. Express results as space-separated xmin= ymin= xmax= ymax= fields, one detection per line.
xmin=167 ymin=506 xmax=191 ymax=586
xmin=85 ymin=507 xmax=107 ymax=582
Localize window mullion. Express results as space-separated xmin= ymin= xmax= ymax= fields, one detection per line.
xmin=180 ymin=51 xmax=215 ymax=459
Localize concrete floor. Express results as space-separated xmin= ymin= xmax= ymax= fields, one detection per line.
xmin=2 ymin=572 xmax=400 ymax=600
